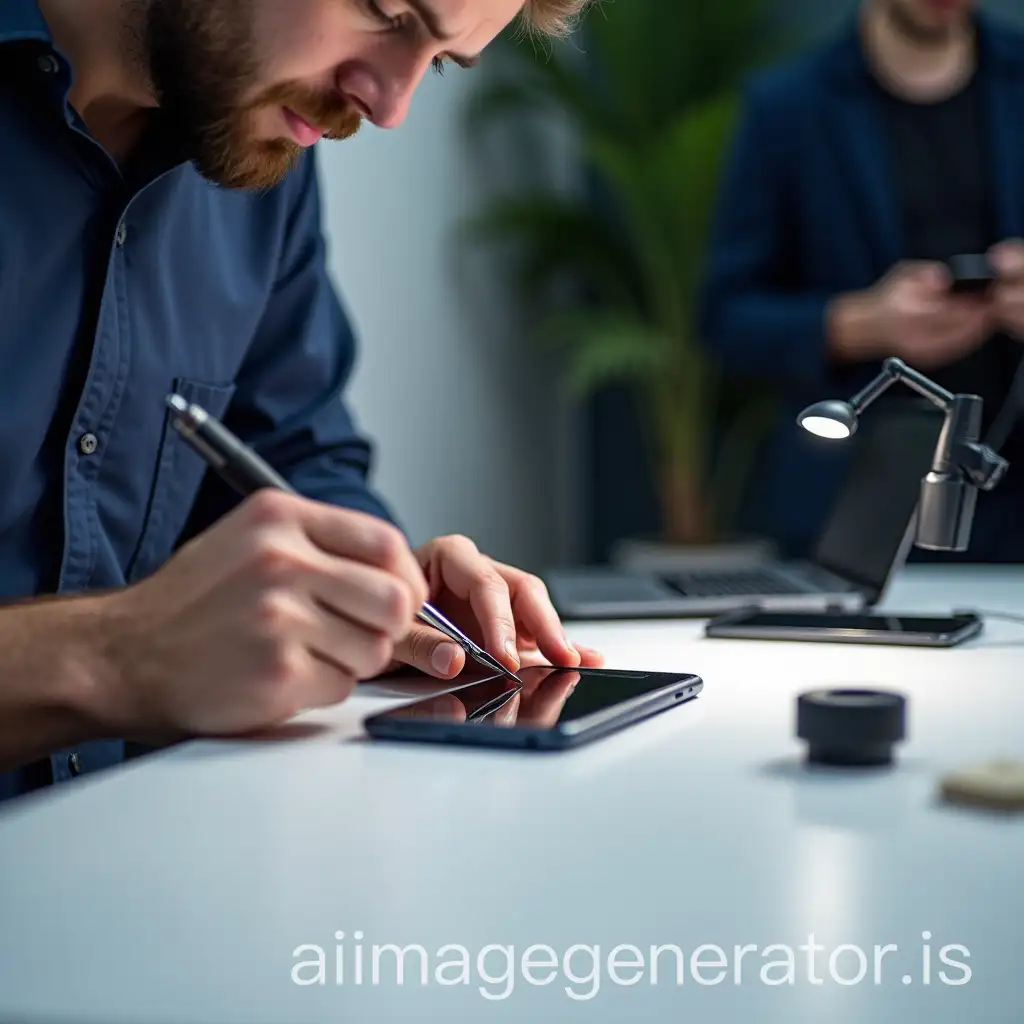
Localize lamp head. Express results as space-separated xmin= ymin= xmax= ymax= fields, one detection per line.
xmin=797 ymin=399 xmax=857 ymax=439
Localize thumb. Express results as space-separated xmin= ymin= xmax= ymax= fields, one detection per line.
xmin=393 ymin=624 xmax=466 ymax=679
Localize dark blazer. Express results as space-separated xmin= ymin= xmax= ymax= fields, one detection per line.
xmin=699 ymin=12 xmax=1024 ymax=557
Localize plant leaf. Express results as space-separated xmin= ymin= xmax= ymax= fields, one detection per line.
xmin=458 ymin=0 xmax=796 ymax=538
xmin=578 ymin=92 xmax=741 ymax=334
xmin=459 ymin=194 xmax=645 ymax=311
xmin=534 ymin=312 xmax=667 ymax=395
xmin=577 ymin=1 xmax=779 ymax=140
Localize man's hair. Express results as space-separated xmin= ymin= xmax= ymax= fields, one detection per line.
xmin=523 ymin=0 xmax=594 ymax=37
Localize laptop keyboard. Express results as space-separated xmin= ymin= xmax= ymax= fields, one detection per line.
xmin=664 ymin=569 xmax=806 ymax=597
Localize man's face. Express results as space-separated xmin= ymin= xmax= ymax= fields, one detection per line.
xmin=142 ymin=0 xmax=523 ymax=190
xmin=883 ymin=0 xmax=975 ymax=44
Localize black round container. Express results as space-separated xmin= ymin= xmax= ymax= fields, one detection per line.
xmin=796 ymin=688 xmax=907 ymax=766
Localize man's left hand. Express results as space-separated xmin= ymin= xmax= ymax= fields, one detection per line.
xmin=989 ymin=240 xmax=1024 ymax=339
xmin=389 ymin=535 xmax=603 ymax=678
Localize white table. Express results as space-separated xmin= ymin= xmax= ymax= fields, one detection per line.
xmin=1 ymin=564 xmax=1023 ymax=1023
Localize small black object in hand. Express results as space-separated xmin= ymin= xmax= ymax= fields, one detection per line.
xmin=947 ymin=253 xmax=995 ymax=294
xmin=796 ymin=688 xmax=907 ymax=767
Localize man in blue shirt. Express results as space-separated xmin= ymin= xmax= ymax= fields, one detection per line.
xmin=0 ymin=0 xmax=601 ymax=801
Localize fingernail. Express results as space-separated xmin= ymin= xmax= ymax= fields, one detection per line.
xmin=564 ymin=635 xmax=582 ymax=665
xmin=505 ymin=640 xmax=520 ymax=665
xmin=432 ymin=644 xmax=458 ymax=675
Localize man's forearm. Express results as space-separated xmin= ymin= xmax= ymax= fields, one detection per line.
xmin=0 ymin=594 xmax=114 ymax=773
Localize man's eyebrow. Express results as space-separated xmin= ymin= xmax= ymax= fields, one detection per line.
xmin=405 ymin=0 xmax=480 ymax=67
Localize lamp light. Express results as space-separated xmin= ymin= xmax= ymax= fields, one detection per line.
xmin=797 ymin=357 xmax=1008 ymax=552
xmin=797 ymin=399 xmax=858 ymax=439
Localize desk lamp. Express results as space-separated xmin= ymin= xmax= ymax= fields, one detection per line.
xmin=797 ymin=357 xmax=1008 ymax=552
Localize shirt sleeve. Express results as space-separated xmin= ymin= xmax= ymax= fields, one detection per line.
xmin=178 ymin=150 xmax=400 ymax=543
xmin=697 ymin=80 xmax=836 ymax=391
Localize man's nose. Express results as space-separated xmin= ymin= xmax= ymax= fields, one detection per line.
xmin=336 ymin=55 xmax=431 ymax=131
xmin=373 ymin=85 xmax=415 ymax=130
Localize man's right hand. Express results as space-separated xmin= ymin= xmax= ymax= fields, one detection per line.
xmin=828 ymin=261 xmax=992 ymax=368
xmin=91 ymin=489 xmax=429 ymax=741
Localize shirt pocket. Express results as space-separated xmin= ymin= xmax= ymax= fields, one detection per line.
xmin=126 ymin=376 xmax=237 ymax=583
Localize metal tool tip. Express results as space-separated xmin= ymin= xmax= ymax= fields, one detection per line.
xmin=165 ymin=393 xmax=189 ymax=415
xmin=474 ymin=650 xmax=521 ymax=683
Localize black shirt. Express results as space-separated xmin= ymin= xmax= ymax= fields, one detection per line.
xmin=878 ymin=68 xmax=1024 ymax=457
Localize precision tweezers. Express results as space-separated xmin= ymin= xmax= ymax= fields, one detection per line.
xmin=417 ymin=603 xmax=521 ymax=683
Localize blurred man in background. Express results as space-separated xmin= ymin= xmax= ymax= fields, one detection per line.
xmin=700 ymin=0 xmax=1024 ymax=560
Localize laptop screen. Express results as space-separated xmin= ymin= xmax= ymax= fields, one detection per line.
xmin=811 ymin=399 xmax=945 ymax=594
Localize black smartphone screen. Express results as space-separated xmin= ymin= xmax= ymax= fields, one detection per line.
xmin=723 ymin=612 xmax=976 ymax=633
xmin=368 ymin=666 xmax=695 ymax=731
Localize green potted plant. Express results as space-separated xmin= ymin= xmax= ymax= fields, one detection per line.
xmin=462 ymin=2 xmax=786 ymax=557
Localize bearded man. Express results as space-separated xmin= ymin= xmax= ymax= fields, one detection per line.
xmin=0 ymin=0 xmax=603 ymax=801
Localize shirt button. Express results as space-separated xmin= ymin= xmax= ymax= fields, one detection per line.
xmin=36 ymin=54 xmax=60 ymax=74
xmin=78 ymin=432 xmax=98 ymax=455
xmin=115 ymin=221 xmax=127 ymax=246
xmin=67 ymin=752 xmax=82 ymax=775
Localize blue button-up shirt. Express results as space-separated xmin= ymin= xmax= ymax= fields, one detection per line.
xmin=0 ymin=0 xmax=394 ymax=801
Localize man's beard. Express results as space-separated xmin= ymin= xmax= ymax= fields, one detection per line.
xmin=137 ymin=0 xmax=361 ymax=190
xmin=885 ymin=0 xmax=964 ymax=46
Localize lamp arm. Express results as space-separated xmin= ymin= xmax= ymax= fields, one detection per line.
xmin=847 ymin=368 xmax=898 ymax=414
xmin=849 ymin=357 xmax=955 ymax=416
xmin=889 ymin=358 xmax=956 ymax=410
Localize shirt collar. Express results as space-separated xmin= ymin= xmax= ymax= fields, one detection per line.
xmin=0 ymin=0 xmax=52 ymax=44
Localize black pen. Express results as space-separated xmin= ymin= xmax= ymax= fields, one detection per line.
xmin=164 ymin=394 xmax=520 ymax=683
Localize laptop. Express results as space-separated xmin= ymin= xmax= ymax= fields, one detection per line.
xmin=544 ymin=401 xmax=943 ymax=620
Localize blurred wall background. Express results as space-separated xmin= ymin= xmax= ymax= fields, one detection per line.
xmin=316 ymin=66 xmax=583 ymax=573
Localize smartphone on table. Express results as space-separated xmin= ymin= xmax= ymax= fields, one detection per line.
xmin=363 ymin=666 xmax=703 ymax=750
xmin=704 ymin=609 xmax=982 ymax=647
